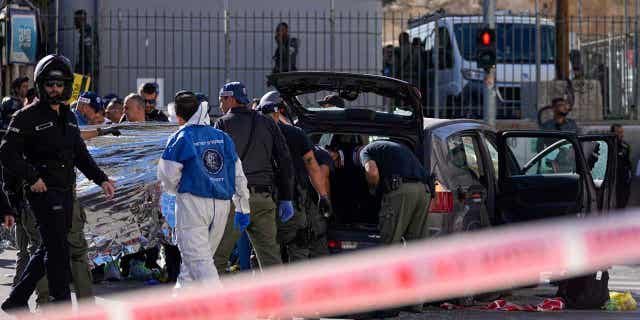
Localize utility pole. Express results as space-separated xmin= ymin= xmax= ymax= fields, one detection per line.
xmin=535 ymin=0 xmax=541 ymax=115
xmin=483 ymin=0 xmax=496 ymax=127
xmin=555 ymin=0 xmax=570 ymax=80
xmin=224 ymin=0 xmax=231 ymax=83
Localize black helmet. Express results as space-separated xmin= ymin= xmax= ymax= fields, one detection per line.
xmin=34 ymin=54 xmax=74 ymax=104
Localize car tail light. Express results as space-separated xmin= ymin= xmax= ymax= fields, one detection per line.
xmin=328 ymin=240 xmax=340 ymax=249
xmin=429 ymin=181 xmax=454 ymax=213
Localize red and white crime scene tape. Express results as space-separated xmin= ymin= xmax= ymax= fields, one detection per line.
xmin=23 ymin=210 xmax=640 ymax=320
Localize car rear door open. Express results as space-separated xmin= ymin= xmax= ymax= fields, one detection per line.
xmin=578 ymin=134 xmax=618 ymax=212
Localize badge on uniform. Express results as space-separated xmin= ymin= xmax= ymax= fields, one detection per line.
xmin=203 ymin=149 xmax=224 ymax=175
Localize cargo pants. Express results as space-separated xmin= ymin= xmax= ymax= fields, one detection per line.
xmin=378 ymin=182 xmax=430 ymax=245
xmin=277 ymin=198 xmax=309 ymax=263
xmin=13 ymin=197 xmax=93 ymax=304
xmin=214 ymin=192 xmax=281 ymax=274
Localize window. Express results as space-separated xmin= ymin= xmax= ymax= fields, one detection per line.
xmin=482 ymin=135 xmax=499 ymax=175
xmin=583 ymin=140 xmax=609 ymax=186
xmin=448 ymin=135 xmax=483 ymax=180
xmin=505 ymin=136 xmax=577 ymax=176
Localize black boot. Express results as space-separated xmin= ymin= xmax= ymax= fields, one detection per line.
xmin=1 ymin=298 xmax=29 ymax=314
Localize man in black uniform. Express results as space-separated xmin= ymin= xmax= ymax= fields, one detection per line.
xmin=611 ymin=124 xmax=633 ymax=209
xmin=213 ymin=82 xmax=294 ymax=273
xmin=256 ymin=91 xmax=331 ymax=262
xmin=358 ymin=140 xmax=430 ymax=245
xmin=0 ymin=77 xmax=29 ymax=130
xmin=0 ymin=54 xmax=115 ymax=311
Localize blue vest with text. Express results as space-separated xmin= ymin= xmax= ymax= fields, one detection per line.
xmin=162 ymin=125 xmax=238 ymax=199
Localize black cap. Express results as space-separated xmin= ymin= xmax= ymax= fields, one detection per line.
xmin=317 ymin=94 xmax=345 ymax=108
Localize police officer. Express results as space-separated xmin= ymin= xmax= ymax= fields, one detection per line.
xmin=612 ymin=124 xmax=632 ymax=209
xmin=256 ymin=91 xmax=331 ymax=262
xmin=308 ymin=146 xmax=334 ymax=257
xmin=213 ymin=82 xmax=294 ymax=273
xmin=0 ymin=54 xmax=115 ymax=311
xmin=358 ymin=140 xmax=430 ymax=245
xmin=0 ymin=77 xmax=29 ymax=130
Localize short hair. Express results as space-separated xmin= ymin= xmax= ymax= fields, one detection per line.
xmin=124 ymin=93 xmax=145 ymax=110
xmin=11 ymin=77 xmax=29 ymax=94
xmin=552 ymin=97 xmax=567 ymax=107
xmin=107 ymin=99 xmax=124 ymax=109
xmin=276 ymin=22 xmax=288 ymax=31
xmin=138 ymin=82 xmax=158 ymax=95
xmin=74 ymin=9 xmax=87 ymax=17
xmin=174 ymin=92 xmax=199 ymax=121
xmin=611 ymin=123 xmax=622 ymax=132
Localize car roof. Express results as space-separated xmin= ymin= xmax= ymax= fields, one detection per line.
xmin=423 ymin=117 xmax=488 ymax=131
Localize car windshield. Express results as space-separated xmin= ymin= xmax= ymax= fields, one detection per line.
xmin=453 ymin=23 xmax=556 ymax=64
xmin=295 ymin=90 xmax=416 ymax=117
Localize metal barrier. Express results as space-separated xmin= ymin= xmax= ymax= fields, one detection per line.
xmin=39 ymin=11 xmax=639 ymax=121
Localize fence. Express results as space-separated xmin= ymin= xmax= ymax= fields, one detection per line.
xmin=42 ymin=11 xmax=639 ymax=121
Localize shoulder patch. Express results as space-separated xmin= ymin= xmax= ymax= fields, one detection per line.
xmin=35 ymin=122 xmax=54 ymax=131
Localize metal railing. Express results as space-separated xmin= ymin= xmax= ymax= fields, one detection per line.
xmin=40 ymin=10 xmax=638 ymax=121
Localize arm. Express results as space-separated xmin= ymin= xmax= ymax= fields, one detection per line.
xmin=81 ymin=130 xmax=100 ymax=140
xmin=364 ymin=160 xmax=380 ymax=187
xmin=0 ymin=115 xmax=40 ymax=186
xmin=232 ymin=159 xmax=251 ymax=213
xmin=303 ymin=150 xmax=328 ymax=197
xmin=157 ymin=159 xmax=182 ymax=195
xmin=271 ymin=122 xmax=295 ymax=201
xmin=319 ymin=164 xmax=331 ymax=197
xmin=73 ymin=130 xmax=109 ymax=186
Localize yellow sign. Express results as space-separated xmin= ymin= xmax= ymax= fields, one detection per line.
xmin=67 ymin=73 xmax=91 ymax=104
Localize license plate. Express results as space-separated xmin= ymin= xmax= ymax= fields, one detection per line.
xmin=341 ymin=241 xmax=358 ymax=250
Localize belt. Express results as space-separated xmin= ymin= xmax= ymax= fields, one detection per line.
xmin=248 ymin=185 xmax=273 ymax=194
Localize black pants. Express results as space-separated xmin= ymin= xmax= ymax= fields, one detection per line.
xmin=8 ymin=190 xmax=73 ymax=304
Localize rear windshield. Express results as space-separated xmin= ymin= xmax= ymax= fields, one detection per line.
xmin=295 ymin=90 xmax=416 ymax=117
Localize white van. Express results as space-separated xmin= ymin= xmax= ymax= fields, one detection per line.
xmin=408 ymin=12 xmax=556 ymax=119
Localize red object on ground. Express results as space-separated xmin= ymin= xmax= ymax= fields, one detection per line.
xmin=439 ymin=298 xmax=566 ymax=312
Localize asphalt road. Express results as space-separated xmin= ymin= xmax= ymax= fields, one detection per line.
xmin=0 ymin=248 xmax=637 ymax=319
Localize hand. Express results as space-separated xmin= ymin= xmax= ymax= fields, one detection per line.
xmin=98 ymin=127 xmax=121 ymax=137
xmin=278 ymin=201 xmax=294 ymax=223
xmin=101 ymin=180 xmax=116 ymax=200
xmin=318 ymin=195 xmax=332 ymax=219
xmin=30 ymin=178 xmax=47 ymax=193
xmin=233 ymin=212 xmax=250 ymax=232
xmin=3 ymin=215 xmax=14 ymax=229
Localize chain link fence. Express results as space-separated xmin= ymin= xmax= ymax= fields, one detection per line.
xmin=45 ymin=10 xmax=638 ymax=121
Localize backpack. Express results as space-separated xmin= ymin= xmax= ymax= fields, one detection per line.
xmin=559 ymin=270 xmax=609 ymax=309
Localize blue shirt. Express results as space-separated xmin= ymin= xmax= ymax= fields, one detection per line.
xmin=162 ymin=125 xmax=238 ymax=199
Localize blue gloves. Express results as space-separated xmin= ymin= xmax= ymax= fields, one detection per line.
xmin=278 ymin=201 xmax=294 ymax=222
xmin=233 ymin=212 xmax=250 ymax=232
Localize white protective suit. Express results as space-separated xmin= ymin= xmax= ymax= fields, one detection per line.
xmin=157 ymin=102 xmax=250 ymax=287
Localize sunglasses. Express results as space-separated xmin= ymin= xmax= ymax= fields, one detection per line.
xmin=144 ymin=99 xmax=156 ymax=105
xmin=44 ymin=80 xmax=65 ymax=88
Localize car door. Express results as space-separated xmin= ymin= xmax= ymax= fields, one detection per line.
xmin=579 ymin=134 xmax=618 ymax=212
xmin=496 ymin=131 xmax=598 ymax=223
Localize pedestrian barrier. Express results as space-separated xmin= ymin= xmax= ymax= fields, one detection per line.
xmin=21 ymin=209 xmax=640 ymax=320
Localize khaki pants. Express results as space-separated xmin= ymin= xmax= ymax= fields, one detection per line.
xmin=378 ymin=183 xmax=430 ymax=245
xmin=19 ymin=198 xmax=94 ymax=304
xmin=214 ymin=192 xmax=281 ymax=274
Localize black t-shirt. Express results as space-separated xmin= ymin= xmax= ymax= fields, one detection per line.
xmin=314 ymin=146 xmax=334 ymax=172
xmin=359 ymin=140 xmax=427 ymax=183
xmin=277 ymin=122 xmax=314 ymax=186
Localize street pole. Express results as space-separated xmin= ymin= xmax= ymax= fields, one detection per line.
xmin=224 ymin=0 xmax=231 ymax=83
xmin=483 ymin=0 xmax=496 ymax=127
xmin=330 ymin=0 xmax=336 ymax=72
xmin=635 ymin=0 xmax=640 ymax=119
xmin=555 ymin=0 xmax=570 ymax=80
xmin=55 ymin=0 xmax=60 ymax=54
xmin=535 ymin=0 xmax=541 ymax=117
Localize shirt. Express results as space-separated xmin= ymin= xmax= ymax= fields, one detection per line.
xmin=360 ymin=140 xmax=427 ymax=185
xmin=277 ymin=122 xmax=314 ymax=187
xmin=540 ymin=118 xmax=581 ymax=134
xmin=146 ymin=109 xmax=169 ymax=122
xmin=214 ymin=107 xmax=294 ymax=201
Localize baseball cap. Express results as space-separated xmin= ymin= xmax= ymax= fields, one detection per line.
xmin=77 ymin=91 xmax=104 ymax=113
xmin=219 ymin=81 xmax=250 ymax=105
xmin=256 ymin=91 xmax=283 ymax=114
xmin=317 ymin=94 xmax=345 ymax=108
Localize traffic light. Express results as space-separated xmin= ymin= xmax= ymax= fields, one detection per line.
xmin=476 ymin=26 xmax=496 ymax=72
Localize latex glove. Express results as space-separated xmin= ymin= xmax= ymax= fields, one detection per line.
xmin=318 ymin=195 xmax=333 ymax=219
xmin=233 ymin=212 xmax=250 ymax=232
xmin=278 ymin=201 xmax=294 ymax=223
xmin=97 ymin=126 xmax=122 ymax=136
